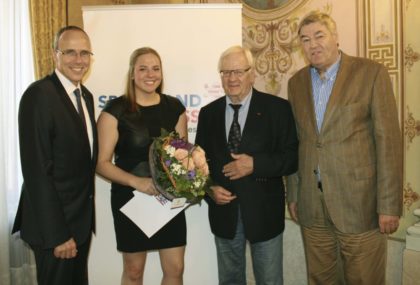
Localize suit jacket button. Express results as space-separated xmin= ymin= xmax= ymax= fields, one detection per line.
xmin=316 ymin=142 xmax=322 ymax=148
xmin=89 ymin=194 xmax=93 ymax=199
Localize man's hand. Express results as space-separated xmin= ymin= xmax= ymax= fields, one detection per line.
xmin=223 ymin=153 xmax=253 ymax=180
xmin=209 ymin=185 xmax=237 ymax=205
xmin=53 ymin=238 xmax=77 ymax=259
xmin=379 ymin=214 xmax=399 ymax=234
xmin=288 ymin=202 xmax=299 ymax=223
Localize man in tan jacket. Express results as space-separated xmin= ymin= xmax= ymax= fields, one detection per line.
xmin=287 ymin=12 xmax=402 ymax=285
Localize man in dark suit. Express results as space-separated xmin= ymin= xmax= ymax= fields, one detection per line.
xmin=286 ymin=12 xmax=402 ymax=285
xmin=12 ymin=26 xmax=97 ymax=285
xmin=196 ymin=45 xmax=298 ymax=285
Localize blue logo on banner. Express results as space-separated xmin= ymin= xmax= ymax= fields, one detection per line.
xmin=176 ymin=94 xmax=202 ymax=123
xmin=97 ymin=94 xmax=203 ymax=124
xmin=98 ymin=95 xmax=118 ymax=108
xmin=175 ymin=94 xmax=201 ymax=107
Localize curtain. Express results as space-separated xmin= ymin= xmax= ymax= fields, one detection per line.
xmin=29 ymin=0 xmax=66 ymax=79
xmin=1 ymin=0 xmax=36 ymax=284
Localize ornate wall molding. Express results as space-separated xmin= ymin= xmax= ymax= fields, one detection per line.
xmin=364 ymin=0 xmax=401 ymax=84
xmin=405 ymin=106 xmax=420 ymax=147
xmin=405 ymin=44 xmax=420 ymax=72
xmin=368 ymin=45 xmax=397 ymax=69
xmin=243 ymin=18 xmax=300 ymax=94
xmin=404 ymin=183 xmax=420 ymax=211
xmin=362 ymin=0 xmax=402 ymax=127
xmin=235 ymin=0 xmax=311 ymax=96
xmin=402 ymin=0 xmax=420 ymax=239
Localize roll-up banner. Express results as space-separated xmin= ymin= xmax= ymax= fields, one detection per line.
xmin=83 ymin=4 xmax=242 ymax=284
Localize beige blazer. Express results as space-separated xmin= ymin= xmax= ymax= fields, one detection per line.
xmin=286 ymin=53 xmax=402 ymax=234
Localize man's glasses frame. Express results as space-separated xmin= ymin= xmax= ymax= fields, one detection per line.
xmin=220 ymin=67 xmax=251 ymax=78
xmin=56 ymin=49 xmax=93 ymax=60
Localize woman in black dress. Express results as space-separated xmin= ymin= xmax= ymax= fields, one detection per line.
xmin=96 ymin=47 xmax=188 ymax=285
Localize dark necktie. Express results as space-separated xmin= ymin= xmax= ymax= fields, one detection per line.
xmin=74 ymin=88 xmax=87 ymax=128
xmin=227 ymin=104 xmax=242 ymax=153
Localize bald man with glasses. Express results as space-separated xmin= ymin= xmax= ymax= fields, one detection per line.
xmin=13 ymin=26 xmax=97 ymax=285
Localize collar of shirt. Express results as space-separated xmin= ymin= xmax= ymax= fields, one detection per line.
xmin=310 ymin=53 xmax=341 ymax=83
xmin=55 ymin=69 xmax=94 ymax=157
xmin=225 ymin=88 xmax=253 ymax=139
xmin=55 ymin=68 xmax=81 ymax=96
xmin=310 ymin=54 xmax=341 ymax=132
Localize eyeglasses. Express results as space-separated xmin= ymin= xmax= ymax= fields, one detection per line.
xmin=220 ymin=67 xmax=251 ymax=78
xmin=56 ymin=49 xmax=93 ymax=60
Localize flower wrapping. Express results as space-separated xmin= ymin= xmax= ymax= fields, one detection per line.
xmin=149 ymin=129 xmax=210 ymax=204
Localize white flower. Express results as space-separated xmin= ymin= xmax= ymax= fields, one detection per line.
xmin=164 ymin=145 xmax=176 ymax=157
xmin=170 ymin=163 xmax=182 ymax=175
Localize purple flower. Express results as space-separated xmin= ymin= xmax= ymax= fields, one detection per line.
xmin=165 ymin=160 xmax=171 ymax=167
xmin=170 ymin=139 xmax=193 ymax=150
xmin=187 ymin=170 xmax=196 ymax=180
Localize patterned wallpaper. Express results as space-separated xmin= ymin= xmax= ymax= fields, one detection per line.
xmin=401 ymin=0 xmax=420 ymax=240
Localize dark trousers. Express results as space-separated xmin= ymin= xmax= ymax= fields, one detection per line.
xmin=31 ymin=236 xmax=91 ymax=285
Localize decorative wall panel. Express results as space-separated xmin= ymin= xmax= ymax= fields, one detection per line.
xmin=401 ymin=0 xmax=420 ymax=240
xmin=365 ymin=0 xmax=401 ymax=114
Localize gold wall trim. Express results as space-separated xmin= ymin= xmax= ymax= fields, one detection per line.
xmin=404 ymin=107 xmax=420 ymax=146
xmin=404 ymin=183 xmax=420 ymax=211
xmin=368 ymin=44 xmax=397 ymax=69
xmin=243 ymin=17 xmax=300 ymax=95
xmin=404 ymin=44 xmax=420 ymax=72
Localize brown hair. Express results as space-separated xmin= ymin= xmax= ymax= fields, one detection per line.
xmin=124 ymin=47 xmax=164 ymax=112
xmin=297 ymin=12 xmax=337 ymax=36
xmin=53 ymin=26 xmax=89 ymax=50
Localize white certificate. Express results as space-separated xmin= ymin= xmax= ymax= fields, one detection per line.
xmin=120 ymin=191 xmax=189 ymax=238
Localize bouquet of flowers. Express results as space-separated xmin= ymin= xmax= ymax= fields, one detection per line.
xmin=149 ymin=129 xmax=210 ymax=204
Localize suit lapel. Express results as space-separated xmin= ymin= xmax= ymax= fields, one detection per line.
xmin=212 ymin=97 xmax=230 ymax=153
xmin=51 ymin=73 xmax=92 ymax=157
xmin=299 ymin=68 xmax=319 ymax=134
xmin=51 ymin=73 xmax=87 ymax=131
xmin=321 ymin=53 xmax=353 ymax=132
xmin=82 ymin=85 xmax=98 ymax=162
xmin=240 ymin=89 xmax=261 ymax=148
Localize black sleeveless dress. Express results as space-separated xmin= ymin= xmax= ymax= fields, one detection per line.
xmin=103 ymin=94 xmax=186 ymax=252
